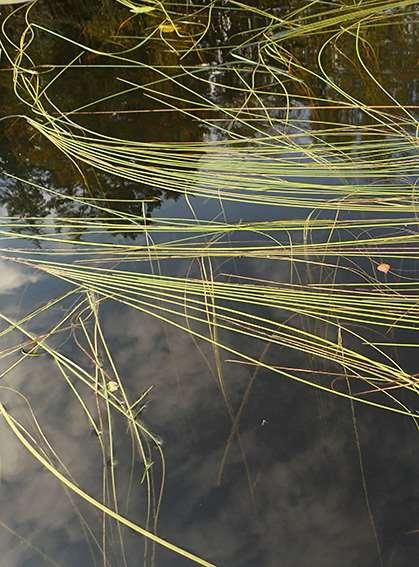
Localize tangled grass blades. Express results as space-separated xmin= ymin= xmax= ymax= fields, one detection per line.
xmin=0 ymin=0 xmax=418 ymax=565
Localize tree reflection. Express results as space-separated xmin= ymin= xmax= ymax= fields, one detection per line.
xmin=0 ymin=0 xmax=416 ymax=238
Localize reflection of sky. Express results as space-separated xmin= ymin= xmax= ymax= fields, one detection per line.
xmin=0 ymin=147 xmax=418 ymax=566
xmin=0 ymin=255 xmax=418 ymax=566
xmin=0 ymin=260 xmax=40 ymax=295
xmin=0 ymin=149 xmax=418 ymax=567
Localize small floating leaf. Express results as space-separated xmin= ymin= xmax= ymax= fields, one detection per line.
xmin=377 ymin=262 xmax=391 ymax=274
xmin=159 ymin=22 xmax=177 ymax=33
xmin=107 ymin=381 xmax=119 ymax=393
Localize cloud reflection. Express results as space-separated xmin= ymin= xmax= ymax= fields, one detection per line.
xmin=0 ymin=282 xmax=418 ymax=567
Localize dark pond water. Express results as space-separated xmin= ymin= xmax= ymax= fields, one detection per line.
xmin=0 ymin=1 xmax=418 ymax=566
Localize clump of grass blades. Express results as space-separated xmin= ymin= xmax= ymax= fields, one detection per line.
xmin=0 ymin=290 xmax=216 ymax=567
xmin=0 ymin=1 xmax=418 ymax=565
xmin=2 ymin=252 xmax=417 ymax=418
xmin=1 ymin=0 xmax=417 ymax=210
